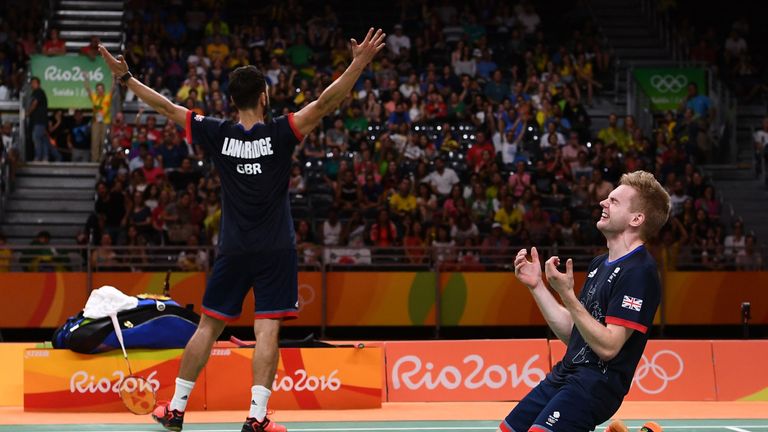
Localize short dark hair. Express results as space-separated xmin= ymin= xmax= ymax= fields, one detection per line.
xmin=228 ymin=65 xmax=267 ymax=110
xmin=31 ymin=77 xmax=40 ymax=85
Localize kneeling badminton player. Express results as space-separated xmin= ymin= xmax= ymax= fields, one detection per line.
xmin=500 ymin=171 xmax=670 ymax=432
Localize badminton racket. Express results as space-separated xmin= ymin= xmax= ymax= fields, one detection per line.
xmin=110 ymin=313 xmax=157 ymax=415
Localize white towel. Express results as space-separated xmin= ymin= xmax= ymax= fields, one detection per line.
xmin=82 ymin=285 xmax=138 ymax=319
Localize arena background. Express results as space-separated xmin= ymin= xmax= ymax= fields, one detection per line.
xmin=0 ymin=0 xmax=766 ymax=430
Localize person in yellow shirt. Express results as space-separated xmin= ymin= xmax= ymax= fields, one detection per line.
xmin=206 ymin=34 xmax=230 ymax=63
xmin=494 ymin=195 xmax=523 ymax=236
xmin=389 ymin=179 xmax=418 ymax=216
xmin=0 ymin=233 xmax=12 ymax=272
xmin=176 ymin=75 xmax=206 ymax=103
xmin=84 ymin=78 xmax=115 ymax=161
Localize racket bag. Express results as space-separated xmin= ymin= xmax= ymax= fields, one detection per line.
xmin=53 ymin=297 xmax=199 ymax=354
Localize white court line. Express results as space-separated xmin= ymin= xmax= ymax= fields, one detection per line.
xmin=90 ymin=427 xmax=768 ymax=432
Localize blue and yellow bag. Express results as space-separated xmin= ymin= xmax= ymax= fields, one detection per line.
xmin=53 ymin=295 xmax=199 ymax=354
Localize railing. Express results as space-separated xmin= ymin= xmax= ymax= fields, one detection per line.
xmin=1 ymin=244 xmax=764 ymax=273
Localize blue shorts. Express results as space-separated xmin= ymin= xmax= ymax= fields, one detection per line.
xmin=201 ymin=249 xmax=299 ymax=322
xmin=501 ymin=371 xmax=622 ymax=432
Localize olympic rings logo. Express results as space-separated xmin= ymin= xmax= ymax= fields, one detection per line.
xmin=632 ymin=350 xmax=684 ymax=394
xmin=650 ymin=75 xmax=688 ymax=93
xmin=297 ymin=283 xmax=316 ymax=312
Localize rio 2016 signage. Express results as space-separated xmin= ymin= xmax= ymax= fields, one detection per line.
xmin=29 ymin=54 xmax=113 ymax=109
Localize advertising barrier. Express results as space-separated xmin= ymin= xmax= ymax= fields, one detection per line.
xmin=711 ymin=340 xmax=768 ymax=401
xmin=385 ymin=340 xmax=550 ymax=402
xmin=23 ymin=347 xmax=382 ymax=411
xmin=29 ymin=55 xmax=113 ymax=109
xmin=2 ymin=271 xmax=767 ymax=328
xmin=632 ymin=68 xmax=707 ymax=111
xmin=206 ymin=347 xmax=382 ymax=409
xmin=549 ymin=340 xmax=717 ymax=401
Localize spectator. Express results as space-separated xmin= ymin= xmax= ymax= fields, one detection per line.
xmin=669 ymin=180 xmax=690 ymax=218
xmin=28 ymin=77 xmax=56 ymax=161
xmin=681 ymin=82 xmax=711 ymax=120
xmin=289 ymin=164 xmax=306 ymax=194
xmin=83 ymin=78 xmax=115 ymax=161
xmin=178 ymin=235 xmax=208 ymax=271
xmin=389 ymin=178 xmax=418 ymax=216
xmin=508 ymin=161 xmax=531 ymax=198
xmin=753 ymin=117 xmax=768 ymax=183
xmin=736 ymin=235 xmax=762 ymax=270
xmin=141 ymin=154 xmax=165 ymax=185
xmin=432 ymin=225 xmax=456 ymax=268
xmin=42 ymin=28 xmax=66 ymax=55
xmin=403 ymin=220 xmax=427 ymax=264
xmin=91 ymin=233 xmax=119 ymax=271
xmin=370 ymin=209 xmax=399 ymax=248
xmin=597 ymin=113 xmax=625 ymax=148
xmin=494 ymin=194 xmax=523 ymax=236
xmin=724 ymin=221 xmax=746 ymax=257
xmin=423 ymin=158 xmax=460 ymax=197
xmin=481 ymin=222 xmax=510 ymax=264
xmin=451 ymin=213 xmax=480 ymax=244
xmin=386 ymin=24 xmax=411 ymax=58
xmin=335 ymin=169 xmax=362 ymax=210
xmin=0 ymin=233 xmax=11 ymax=272
xmin=79 ymin=35 xmax=101 ymax=60
xmin=587 ymin=169 xmax=613 ymax=206
xmin=321 ymin=208 xmax=342 ymax=246
xmin=694 ymin=185 xmax=720 ymax=221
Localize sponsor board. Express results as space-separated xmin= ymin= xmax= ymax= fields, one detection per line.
xmin=385 ymin=340 xmax=549 ymax=402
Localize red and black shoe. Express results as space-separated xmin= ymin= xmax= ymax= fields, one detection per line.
xmin=152 ymin=401 xmax=185 ymax=431
xmin=241 ymin=416 xmax=287 ymax=432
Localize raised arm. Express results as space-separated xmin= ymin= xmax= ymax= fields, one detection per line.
xmin=98 ymin=45 xmax=188 ymax=127
xmin=292 ymin=28 xmax=385 ymax=137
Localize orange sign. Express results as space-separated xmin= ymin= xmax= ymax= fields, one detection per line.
xmin=549 ymin=340 xmax=717 ymax=401
xmin=205 ymin=347 xmax=382 ymax=409
xmin=385 ymin=340 xmax=550 ymax=402
xmin=711 ymin=340 xmax=768 ymax=401
xmin=24 ymin=348 xmax=206 ymax=412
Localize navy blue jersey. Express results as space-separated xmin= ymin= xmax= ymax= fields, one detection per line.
xmin=550 ymin=245 xmax=660 ymax=396
xmin=186 ymin=111 xmax=303 ymax=254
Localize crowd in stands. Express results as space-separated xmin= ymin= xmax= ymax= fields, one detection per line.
xmin=0 ymin=0 xmax=763 ymax=272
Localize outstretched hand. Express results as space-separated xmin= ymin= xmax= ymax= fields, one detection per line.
xmin=544 ymin=256 xmax=575 ymax=297
xmin=514 ymin=247 xmax=543 ymax=290
xmin=98 ymin=45 xmax=129 ymax=77
xmin=351 ymin=28 xmax=386 ymax=65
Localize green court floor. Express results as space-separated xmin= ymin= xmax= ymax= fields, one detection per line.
xmin=2 ymin=420 xmax=768 ymax=432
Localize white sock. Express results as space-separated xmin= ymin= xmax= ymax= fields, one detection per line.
xmin=169 ymin=377 xmax=195 ymax=412
xmin=249 ymin=385 xmax=271 ymax=421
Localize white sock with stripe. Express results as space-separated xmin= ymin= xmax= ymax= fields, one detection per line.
xmin=169 ymin=377 xmax=195 ymax=412
xmin=249 ymin=385 xmax=272 ymax=421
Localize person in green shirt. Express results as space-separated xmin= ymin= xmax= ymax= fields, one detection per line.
xmin=344 ymin=103 xmax=369 ymax=146
xmin=286 ymin=34 xmax=313 ymax=68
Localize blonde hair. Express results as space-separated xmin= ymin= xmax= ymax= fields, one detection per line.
xmin=619 ymin=170 xmax=671 ymax=241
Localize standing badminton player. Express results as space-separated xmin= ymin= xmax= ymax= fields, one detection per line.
xmin=99 ymin=27 xmax=386 ymax=432
xmin=500 ymin=171 xmax=670 ymax=432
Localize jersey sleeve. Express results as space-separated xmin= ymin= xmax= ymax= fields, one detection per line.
xmin=185 ymin=110 xmax=226 ymax=154
xmin=605 ymin=264 xmax=660 ymax=334
xmin=273 ymin=113 xmax=304 ymax=154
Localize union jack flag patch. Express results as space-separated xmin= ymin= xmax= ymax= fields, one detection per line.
xmin=621 ymin=295 xmax=643 ymax=311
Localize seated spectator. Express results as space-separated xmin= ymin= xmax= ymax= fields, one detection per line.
xmin=736 ymin=235 xmax=763 ymax=270
xmin=432 ymin=225 xmax=456 ymax=268
xmin=451 ymin=214 xmax=480 ymax=244
xmin=289 ymin=164 xmax=306 ymax=194
xmin=423 ymin=158 xmax=460 ymax=197
xmin=370 ymin=209 xmax=399 ymax=248
xmin=524 ymin=198 xmax=551 ymax=244
xmin=178 ymin=235 xmax=209 ymax=271
xmin=389 ymin=179 xmax=418 ymax=216
xmin=0 ymin=233 xmax=11 ymax=272
xmin=597 ymin=113 xmax=626 ymax=148
xmin=42 ymin=28 xmax=66 ymax=55
xmin=141 ymin=154 xmax=165 ymax=185
xmin=168 ymin=158 xmax=201 ymax=191
xmin=341 ymin=211 xmax=367 ymax=247
xmin=321 ymin=209 xmax=342 ymax=246
xmin=481 ymin=223 xmax=510 ymax=264
xmin=724 ymin=221 xmax=746 ymax=257
xmin=587 ymin=169 xmax=613 ymax=206
xmin=494 ymin=195 xmax=523 ymax=236
xmin=91 ymin=233 xmax=119 ymax=271
xmin=335 ymin=170 xmax=362 ymax=210
xmin=694 ymin=185 xmax=720 ymax=221
xmin=403 ymin=220 xmax=427 ymax=264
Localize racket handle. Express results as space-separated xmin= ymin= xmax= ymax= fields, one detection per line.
xmin=109 ymin=314 xmax=129 ymax=359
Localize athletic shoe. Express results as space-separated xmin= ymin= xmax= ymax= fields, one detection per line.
xmin=640 ymin=421 xmax=663 ymax=432
xmin=152 ymin=401 xmax=185 ymax=431
xmin=241 ymin=416 xmax=287 ymax=432
xmin=605 ymin=419 xmax=629 ymax=432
